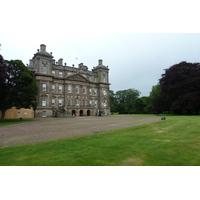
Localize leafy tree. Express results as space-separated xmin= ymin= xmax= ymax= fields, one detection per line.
xmin=154 ymin=62 xmax=200 ymax=114
xmin=133 ymin=98 xmax=146 ymax=114
xmin=148 ymin=85 xmax=161 ymax=113
xmin=0 ymin=55 xmax=38 ymax=120
xmin=115 ymin=88 xmax=140 ymax=114
xmin=109 ymin=90 xmax=118 ymax=113
xmin=140 ymin=96 xmax=151 ymax=114
xmin=149 ymin=85 xmax=161 ymax=101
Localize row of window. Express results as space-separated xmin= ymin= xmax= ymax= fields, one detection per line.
xmin=42 ymin=67 xmax=98 ymax=82
xmin=41 ymin=110 xmax=93 ymax=118
xmin=41 ymin=98 xmax=99 ymax=107
xmin=42 ymin=84 xmax=101 ymax=95
xmin=42 ymin=67 xmax=63 ymax=77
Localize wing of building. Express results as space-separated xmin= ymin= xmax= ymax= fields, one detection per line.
xmin=28 ymin=44 xmax=111 ymax=117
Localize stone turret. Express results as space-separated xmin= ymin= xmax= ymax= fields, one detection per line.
xmin=93 ymin=59 xmax=109 ymax=83
xmin=40 ymin=44 xmax=46 ymax=52
xmin=98 ymin=59 xmax=103 ymax=65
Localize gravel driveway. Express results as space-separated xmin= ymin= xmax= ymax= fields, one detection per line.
xmin=0 ymin=115 xmax=159 ymax=148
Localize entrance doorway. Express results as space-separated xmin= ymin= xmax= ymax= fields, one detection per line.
xmin=72 ymin=110 xmax=76 ymax=117
xmin=87 ymin=110 xmax=90 ymax=116
xmin=80 ymin=110 xmax=83 ymax=116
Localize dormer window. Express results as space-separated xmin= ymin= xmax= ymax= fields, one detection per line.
xmin=52 ymin=71 xmax=55 ymax=76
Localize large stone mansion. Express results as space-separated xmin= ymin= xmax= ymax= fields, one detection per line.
xmin=28 ymin=44 xmax=111 ymax=117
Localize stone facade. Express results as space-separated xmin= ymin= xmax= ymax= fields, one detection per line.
xmin=28 ymin=44 xmax=110 ymax=117
xmin=0 ymin=107 xmax=34 ymax=119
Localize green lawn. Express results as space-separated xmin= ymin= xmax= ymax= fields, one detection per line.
xmin=0 ymin=115 xmax=200 ymax=166
xmin=0 ymin=118 xmax=35 ymax=127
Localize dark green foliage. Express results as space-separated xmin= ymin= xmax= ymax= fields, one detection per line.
xmin=140 ymin=96 xmax=152 ymax=114
xmin=115 ymin=89 xmax=140 ymax=114
xmin=148 ymin=85 xmax=161 ymax=113
xmin=0 ymin=55 xmax=38 ymax=120
xmin=133 ymin=98 xmax=146 ymax=114
xmin=109 ymin=90 xmax=118 ymax=112
xmin=154 ymin=62 xmax=200 ymax=114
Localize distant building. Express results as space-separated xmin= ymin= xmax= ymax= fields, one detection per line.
xmin=28 ymin=44 xmax=111 ymax=117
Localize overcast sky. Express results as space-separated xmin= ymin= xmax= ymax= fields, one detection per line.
xmin=1 ymin=0 xmax=200 ymax=97
xmin=1 ymin=0 xmax=200 ymax=196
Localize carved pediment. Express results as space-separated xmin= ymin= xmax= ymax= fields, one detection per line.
xmin=67 ymin=74 xmax=89 ymax=82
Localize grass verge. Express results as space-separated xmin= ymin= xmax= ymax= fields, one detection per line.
xmin=0 ymin=118 xmax=35 ymax=127
xmin=0 ymin=115 xmax=200 ymax=166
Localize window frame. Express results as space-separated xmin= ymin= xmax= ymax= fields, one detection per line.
xmin=59 ymin=85 xmax=63 ymax=93
xmin=59 ymin=99 xmax=63 ymax=107
xmin=52 ymin=99 xmax=55 ymax=106
xmin=59 ymin=71 xmax=63 ymax=77
xmin=76 ymin=85 xmax=79 ymax=94
xmin=42 ymin=98 xmax=47 ymax=107
xmin=42 ymin=83 xmax=47 ymax=92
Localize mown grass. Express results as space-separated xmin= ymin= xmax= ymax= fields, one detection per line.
xmin=0 ymin=118 xmax=35 ymax=127
xmin=0 ymin=115 xmax=200 ymax=166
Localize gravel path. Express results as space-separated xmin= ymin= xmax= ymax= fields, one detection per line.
xmin=0 ymin=115 xmax=159 ymax=148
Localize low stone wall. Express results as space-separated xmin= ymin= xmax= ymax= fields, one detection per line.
xmin=0 ymin=107 xmax=34 ymax=119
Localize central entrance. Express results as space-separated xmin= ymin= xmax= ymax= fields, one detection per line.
xmin=79 ymin=110 xmax=83 ymax=116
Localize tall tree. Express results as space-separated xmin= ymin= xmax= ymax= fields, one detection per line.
xmin=109 ymin=90 xmax=118 ymax=113
xmin=140 ymin=96 xmax=151 ymax=114
xmin=154 ymin=62 xmax=200 ymax=114
xmin=0 ymin=55 xmax=38 ymax=120
xmin=148 ymin=85 xmax=161 ymax=113
xmin=115 ymin=88 xmax=140 ymax=114
xmin=133 ymin=98 xmax=146 ymax=114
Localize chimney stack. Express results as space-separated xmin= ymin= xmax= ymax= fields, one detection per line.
xmin=58 ymin=58 xmax=63 ymax=66
xmin=98 ymin=59 xmax=103 ymax=65
xmin=40 ymin=44 xmax=46 ymax=52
